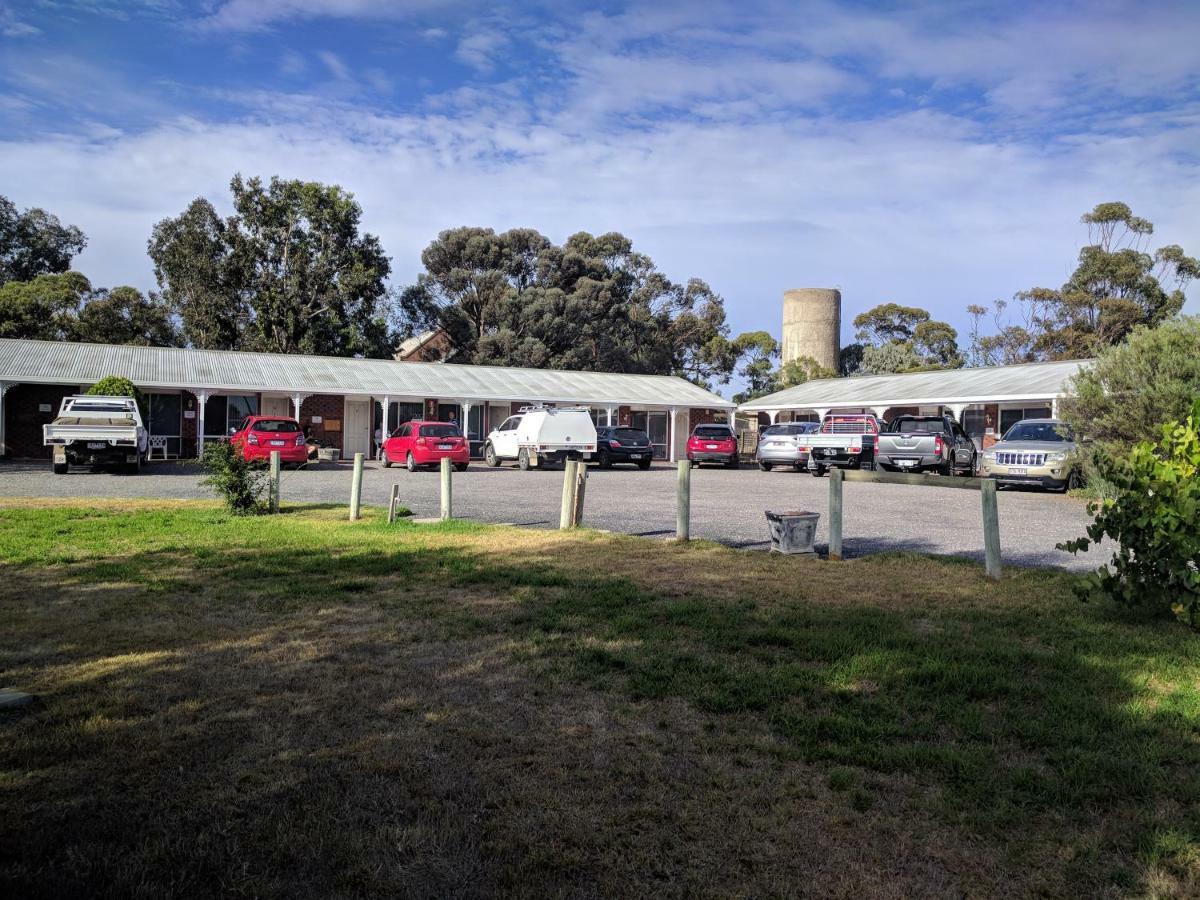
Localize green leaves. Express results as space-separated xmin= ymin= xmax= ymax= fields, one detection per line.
xmin=1058 ymin=400 xmax=1200 ymax=628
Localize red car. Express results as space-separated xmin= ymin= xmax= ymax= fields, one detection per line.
xmin=230 ymin=416 xmax=309 ymax=465
xmin=687 ymin=424 xmax=739 ymax=469
xmin=382 ymin=420 xmax=470 ymax=472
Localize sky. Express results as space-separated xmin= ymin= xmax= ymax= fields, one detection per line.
xmin=1 ymin=0 xmax=1198 ymax=386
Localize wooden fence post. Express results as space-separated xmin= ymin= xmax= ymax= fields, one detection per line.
xmin=572 ymin=461 xmax=588 ymax=526
xmin=268 ymin=450 xmax=280 ymax=514
xmin=349 ymin=452 xmax=364 ymax=521
xmin=440 ymin=456 xmax=452 ymax=520
xmin=559 ymin=459 xmax=578 ymax=529
xmin=387 ymin=484 xmax=401 ymax=524
xmin=828 ymin=467 xmax=844 ymax=561
xmin=676 ymin=459 xmax=691 ymax=541
xmin=981 ymin=478 xmax=1001 ymax=580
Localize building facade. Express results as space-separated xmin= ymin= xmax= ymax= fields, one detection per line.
xmin=0 ymin=338 xmax=735 ymax=463
xmin=737 ymin=359 xmax=1088 ymax=450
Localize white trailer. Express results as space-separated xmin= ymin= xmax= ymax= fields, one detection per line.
xmin=483 ymin=405 xmax=598 ymax=470
xmin=43 ymin=395 xmax=148 ymax=474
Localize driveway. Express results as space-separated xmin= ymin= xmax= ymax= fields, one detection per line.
xmin=0 ymin=459 xmax=1106 ymax=570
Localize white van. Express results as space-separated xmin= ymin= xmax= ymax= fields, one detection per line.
xmin=484 ymin=406 xmax=598 ymax=470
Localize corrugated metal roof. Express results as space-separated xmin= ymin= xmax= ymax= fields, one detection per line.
xmin=738 ymin=359 xmax=1090 ymax=411
xmin=0 ymin=338 xmax=734 ymax=409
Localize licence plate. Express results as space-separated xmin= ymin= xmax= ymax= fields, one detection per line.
xmin=896 ymin=459 xmax=916 ymax=467
xmin=630 ymin=453 xmax=641 ymax=459
xmin=706 ymin=444 xmax=717 ymax=449
xmin=437 ymin=444 xmax=452 ymax=450
xmin=269 ymin=440 xmax=285 ymax=446
xmin=87 ymin=442 xmax=106 ymax=449
xmin=1008 ymin=467 xmax=1027 ymax=475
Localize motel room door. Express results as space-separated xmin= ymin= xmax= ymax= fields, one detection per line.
xmin=261 ymin=396 xmax=291 ymax=418
xmin=343 ymin=399 xmax=372 ymax=458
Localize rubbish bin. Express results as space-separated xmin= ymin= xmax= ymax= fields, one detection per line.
xmin=765 ymin=510 xmax=820 ymax=556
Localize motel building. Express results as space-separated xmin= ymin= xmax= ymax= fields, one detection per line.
xmin=737 ymin=359 xmax=1090 ymax=450
xmin=0 ymin=338 xmax=736 ymax=463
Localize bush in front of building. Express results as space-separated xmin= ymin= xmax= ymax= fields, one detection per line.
xmin=1059 ymin=399 xmax=1200 ymax=627
xmin=201 ymin=440 xmax=268 ymax=515
xmin=86 ymin=375 xmax=147 ymax=420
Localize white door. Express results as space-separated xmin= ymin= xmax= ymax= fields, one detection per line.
xmin=491 ymin=416 xmax=520 ymax=458
xmin=343 ymin=399 xmax=371 ymax=458
xmin=262 ymin=396 xmax=291 ymax=418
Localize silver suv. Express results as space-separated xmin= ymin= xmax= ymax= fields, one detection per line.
xmin=756 ymin=421 xmax=820 ymax=472
xmin=981 ymin=418 xmax=1082 ymax=492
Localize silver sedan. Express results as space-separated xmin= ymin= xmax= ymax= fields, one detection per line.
xmin=756 ymin=421 xmax=821 ymax=472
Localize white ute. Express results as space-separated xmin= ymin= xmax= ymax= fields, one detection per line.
xmin=484 ymin=405 xmax=598 ymax=470
xmin=43 ymin=395 xmax=148 ymax=474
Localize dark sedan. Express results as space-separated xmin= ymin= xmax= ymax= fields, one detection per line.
xmin=591 ymin=426 xmax=654 ymax=469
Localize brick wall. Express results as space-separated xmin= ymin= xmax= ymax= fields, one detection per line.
xmin=299 ymin=394 xmax=346 ymax=454
xmin=688 ymin=408 xmax=727 ymax=433
xmin=982 ymin=403 xmax=1000 ymax=449
xmin=4 ymin=383 xmax=77 ymax=459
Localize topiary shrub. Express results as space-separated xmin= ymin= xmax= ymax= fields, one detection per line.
xmin=1059 ymin=399 xmax=1200 ymax=627
xmin=200 ymin=440 xmax=268 ymax=515
xmin=87 ymin=375 xmax=147 ymax=420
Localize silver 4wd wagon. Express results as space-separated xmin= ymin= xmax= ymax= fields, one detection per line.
xmin=980 ymin=418 xmax=1083 ymax=492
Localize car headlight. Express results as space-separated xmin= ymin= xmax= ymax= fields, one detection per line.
xmin=1045 ymin=451 xmax=1067 ymax=463
xmin=983 ymin=451 xmax=996 ymax=461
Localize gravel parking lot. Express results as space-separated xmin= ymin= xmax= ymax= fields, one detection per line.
xmin=1 ymin=458 xmax=1107 ymax=570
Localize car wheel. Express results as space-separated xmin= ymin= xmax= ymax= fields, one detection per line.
xmin=406 ymin=452 xmax=417 ymax=473
xmin=381 ymin=449 xmax=392 ymax=468
xmin=53 ymin=462 xmax=68 ymax=475
xmin=484 ymin=443 xmax=499 ymax=467
xmin=637 ymin=459 xmax=651 ymax=470
xmin=598 ymin=450 xmax=612 ymax=469
xmin=759 ymin=461 xmax=772 ymax=471
xmin=1067 ymin=468 xmax=1083 ymax=491
xmin=518 ymin=448 xmax=532 ymax=471
xmin=811 ymin=465 xmax=826 ymax=477
xmin=455 ymin=463 xmax=469 ymax=473
xmin=938 ymin=461 xmax=953 ymax=477
xmin=727 ymin=455 xmax=739 ymax=469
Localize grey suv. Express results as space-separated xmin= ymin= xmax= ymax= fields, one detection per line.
xmin=756 ymin=421 xmax=820 ymax=472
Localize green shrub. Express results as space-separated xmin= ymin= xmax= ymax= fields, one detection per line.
xmin=86 ymin=375 xmax=147 ymax=420
xmin=1059 ymin=399 xmax=1200 ymax=627
xmin=200 ymin=440 xmax=268 ymax=516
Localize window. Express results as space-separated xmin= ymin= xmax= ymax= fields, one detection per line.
xmin=395 ymin=424 xmax=410 ymax=438
xmin=693 ymin=425 xmax=732 ymax=438
xmin=204 ymin=395 xmax=259 ymax=438
xmin=420 ymin=423 xmax=460 ymax=438
xmin=252 ymin=419 xmax=301 ymax=433
xmin=763 ymin=423 xmax=816 ymax=437
xmin=1003 ymin=421 xmax=1072 ymax=442
xmin=1000 ymin=406 xmax=1052 ymax=435
xmin=499 ymin=417 xmax=518 ymax=432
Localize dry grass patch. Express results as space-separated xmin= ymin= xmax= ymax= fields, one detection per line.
xmin=0 ymin=501 xmax=1198 ymax=898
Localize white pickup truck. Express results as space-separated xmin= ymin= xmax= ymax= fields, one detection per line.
xmin=805 ymin=413 xmax=886 ymax=476
xmin=43 ymin=395 xmax=148 ymax=474
xmin=484 ymin=405 xmax=597 ymax=470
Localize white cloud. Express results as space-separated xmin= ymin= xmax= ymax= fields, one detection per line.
xmin=196 ymin=0 xmax=469 ymax=31
xmin=317 ymin=50 xmax=351 ymax=81
xmin=455 ymin=30 xmax=508 ymax=73
xmin=0 ymin=2 xmax=39 ymax=36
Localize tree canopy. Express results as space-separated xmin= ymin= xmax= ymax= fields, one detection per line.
xmin=969 ymin=203 xmax=1198 ymax=363
xmin=0 ymin=195 xmax=87 ymax=287
xmin=0 ymin=271 xmax=178 ymax=346
xmin=851 ymin=303 xmax=962 ymax=374
xmin=149 ymin=175 xmax=394 ymax=357
xmin=400 ymin=226 xmax=738 ymax=389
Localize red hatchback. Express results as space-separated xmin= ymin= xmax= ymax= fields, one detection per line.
xmin=230 ymin=416 xmax=309 ymax=465
xmin=687 ymin=424 xmax=739 ymax=469
xmin=382 ymin=420 xmax=470 ymax=472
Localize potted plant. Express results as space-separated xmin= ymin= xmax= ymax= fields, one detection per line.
xmin=764 ymin=509 xmax=821 ymax=556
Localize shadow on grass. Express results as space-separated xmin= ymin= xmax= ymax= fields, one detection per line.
xmin=0 ymin=515 xmax=1196 ymax=897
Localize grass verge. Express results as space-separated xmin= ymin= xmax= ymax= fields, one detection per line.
xmin=1 ymin=499 xmax=1197 ymax=898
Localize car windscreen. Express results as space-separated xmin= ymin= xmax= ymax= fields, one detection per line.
xmin=69 ymin=402 xmax=133 ymax=413
xmin=420 ymin=424 xmax=460 ymax=438
xmin=894 ymin=418 xmax=943 ymax=434
xmin=612 ymin=428 xmax=648 ymax=442
xmin=763 ymin=424 xmax=815 ymax=436
xmin=252 ymin=420 xmax=301 ymax=433
xmin=693 ymin=426 xmax=731 ymax=438
xmin=1003 ymin=422 xmax=1071 ymax=442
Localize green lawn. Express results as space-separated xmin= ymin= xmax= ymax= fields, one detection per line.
xmin=1 ymin=500 xmax=1197 ymax=898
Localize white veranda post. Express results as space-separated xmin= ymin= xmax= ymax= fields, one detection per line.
xmin=460 ymin=401 xmax=472 ymax=437
xmin=195 ymin=390 xmax=209 ymax=458
xmin=947 ymin=403 xmax=968 ymax=422
xmin=668 ymin=407 xmax=678 ymax=462
xmin=291 ymin=393 xmax=309 ymax=423
xmin=767 ymin=410 xmax=779 ymax=425
xmin=606 ymin=407 xmax=614 ymax=426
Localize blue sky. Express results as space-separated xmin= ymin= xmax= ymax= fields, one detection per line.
xmin=2 ymin=0 xmax=1198 ymax=377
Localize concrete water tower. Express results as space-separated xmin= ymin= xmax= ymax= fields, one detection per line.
xmin=782 ymin=288 xmax=841 ymax=373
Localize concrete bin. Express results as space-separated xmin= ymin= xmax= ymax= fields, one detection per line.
xmin=765 ymin=510 xmax=820 ymax=556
